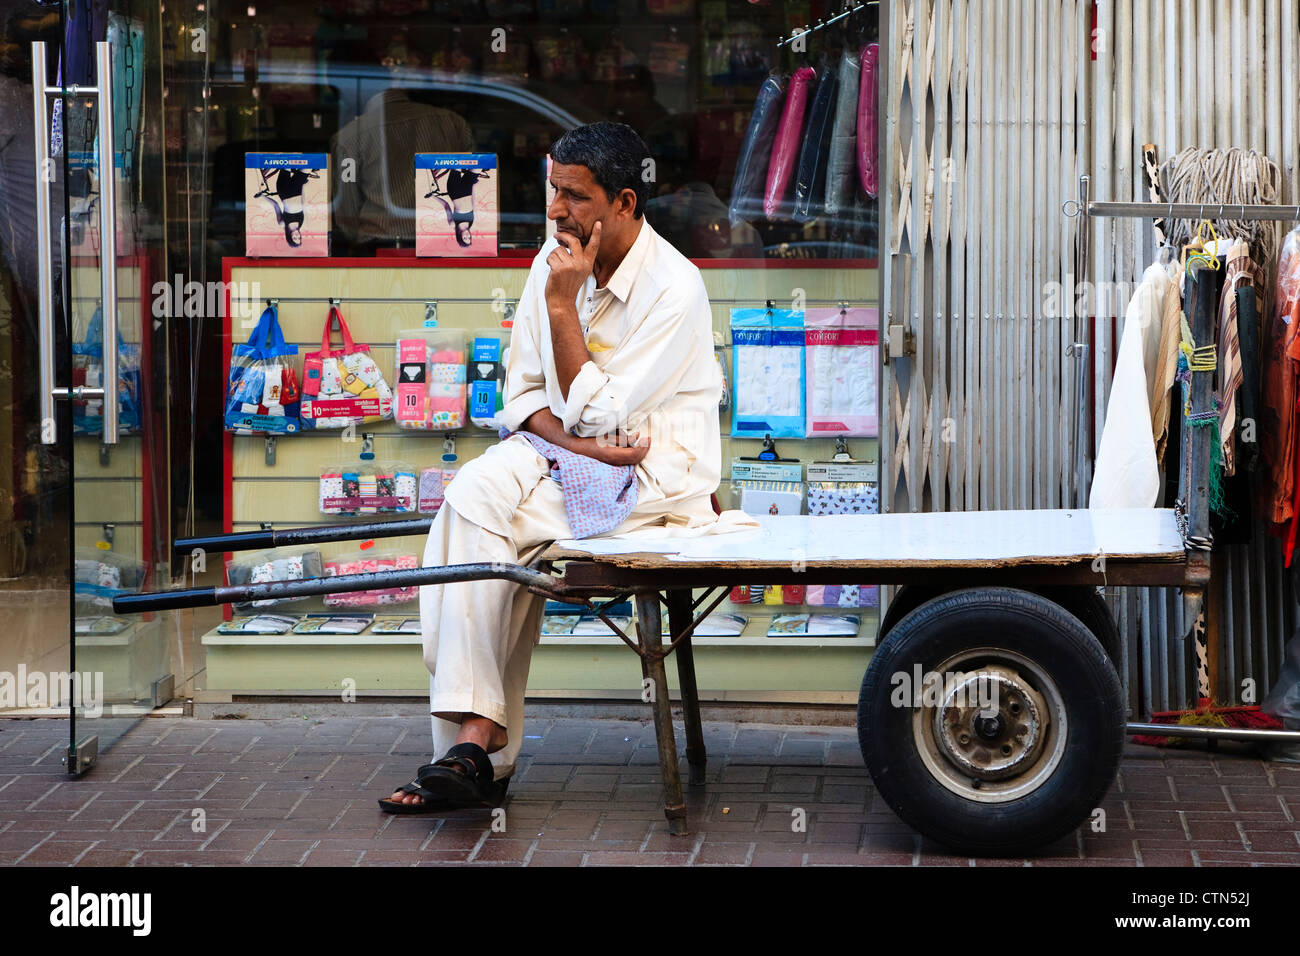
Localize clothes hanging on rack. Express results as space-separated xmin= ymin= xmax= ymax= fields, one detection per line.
xmin=1214 ymin=238 xmax=1262 ymax=478
xmin=1151 ymin=258 xmax=1185 ymax=467
xmin=792 ymin=66 xmax=839 ymax=223
xmin=856 ymin=42 xmax=879 ymax=198
xmin=764 ymin=65 xmax=818 ymax=219
xmin=1234 ymin=263 xmax=1263 ymax=476
xmin=823 ymin=49 xmax=861 ymax=217
xmin=729 ymin=73 xmax=785 ymax=226
xmin=1090 ymin=261 xmax=1182 ymax=510
xmin=1260 ymin=227 xmax=1300 ymax=547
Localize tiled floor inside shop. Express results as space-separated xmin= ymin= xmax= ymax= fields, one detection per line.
xmin=2 ymin=713 xmax=1298 ymax=866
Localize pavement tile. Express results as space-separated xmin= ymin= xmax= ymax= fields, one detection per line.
xmin=2 ymin=715 xmax=1294 ymax=868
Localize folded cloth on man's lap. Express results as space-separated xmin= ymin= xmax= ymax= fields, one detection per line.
xmin=501 ymin=427 xmax=636 ymax=539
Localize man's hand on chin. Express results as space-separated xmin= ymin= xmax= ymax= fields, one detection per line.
xmin=543 ymin=222 xmax=603 ymax=398
xmin=545 ymin=220 xmax=603 ymax=311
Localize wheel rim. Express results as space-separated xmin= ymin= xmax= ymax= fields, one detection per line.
xmin=910 ymin=647 xmax=1068 ymax=804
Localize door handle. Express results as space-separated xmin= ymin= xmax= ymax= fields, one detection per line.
xmin=32 ymin=40 xmax=119 ymax=445
xmin=32 ymin=41 xmax=56 ymax=444
xmin=94 ymin=39 xmax=119 ymax=445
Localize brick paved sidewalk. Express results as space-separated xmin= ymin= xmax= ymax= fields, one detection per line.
xmin=1 ymin=714 xmax=1298 ymax=866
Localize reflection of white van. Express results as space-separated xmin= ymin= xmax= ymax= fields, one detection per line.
xmin=206 ymin=65 xmax=598 ymax=250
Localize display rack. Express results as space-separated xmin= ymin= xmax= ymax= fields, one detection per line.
xmin=194 ymin=253 xmax=882 ymax=702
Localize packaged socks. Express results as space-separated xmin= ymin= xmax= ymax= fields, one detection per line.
xmin=320 ymin=463 xmax=417 ymax=515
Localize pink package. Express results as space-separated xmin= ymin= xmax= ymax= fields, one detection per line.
xmin=804 ymin=307 xmax=879 ymax=437
xmin=396 ymin=339 xmax=428 ymax=425
xmin=323 ymin=554 xmax=419 ymax=607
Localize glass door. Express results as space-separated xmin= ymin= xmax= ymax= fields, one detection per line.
xmin=4 ymin=0 xmax=173 ymax=771
xmin=0 ymin=0 xmax=75 ymax=749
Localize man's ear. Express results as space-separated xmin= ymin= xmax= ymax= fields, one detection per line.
xmin=618 ymin=188 xmax=639 ymax=220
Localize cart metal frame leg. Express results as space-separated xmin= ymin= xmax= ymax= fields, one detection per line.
xmin=668 ymin=588 xmax=708 ymax=787
xmin=635 ymin=592 xmax=687 ymax=834
xmin=632 ymin=588 xmax=711 ymax=833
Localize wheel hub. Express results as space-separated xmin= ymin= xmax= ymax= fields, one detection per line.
xmin=933 ymin=666 xmax=1048 ymax=781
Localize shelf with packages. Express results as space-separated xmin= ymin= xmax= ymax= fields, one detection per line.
xmin=201 ymin=254 xmax=878 ymax=704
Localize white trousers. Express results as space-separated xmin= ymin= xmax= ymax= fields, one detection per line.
xmin=419 ymin=434 xmax=696 ymax=781
xmin=419 ymin=451 xmax=572 ymax=782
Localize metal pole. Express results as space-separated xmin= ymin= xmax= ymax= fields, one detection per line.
xmin=1088 ymin=199 xmax=1300 ymax=221
xmin=174 ymin=517 xmax=434 ymax=557
xmin=32 ymin=42 xmax=57 ymax=445
xmin=95 ymin=41 xmax=119 ymax=444
xmin=1127 ymin=722 xmax=1300 ymax=743
xmin=112 ymin=561 xmax=563 ymax=613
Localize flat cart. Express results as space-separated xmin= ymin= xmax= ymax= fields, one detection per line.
xmin=113 ymin=259 xmax=1228 ymax=855
xmin=115 ymin=505 xmax=1203 ymax=856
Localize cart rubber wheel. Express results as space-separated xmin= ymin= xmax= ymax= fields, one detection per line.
xmin=1036 ymin=587 xmax=1123 ymax=672
xmin=878 ymin=585 xmax=934 ymax=642
xmin=858 ymin=587 xmax=1124 ymax=856
xmin=882 ymin=585 xmax=1123 ymax=675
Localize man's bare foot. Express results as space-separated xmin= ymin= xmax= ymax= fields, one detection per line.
xmin=388 ymin=715 xmax=507 ymax=806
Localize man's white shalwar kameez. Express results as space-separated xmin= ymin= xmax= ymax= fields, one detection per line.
xmin=420 ymin=219 xmax=751 ymax=779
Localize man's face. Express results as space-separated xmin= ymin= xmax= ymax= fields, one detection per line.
xmin=547 ymin=162 xmax=618 ymax=245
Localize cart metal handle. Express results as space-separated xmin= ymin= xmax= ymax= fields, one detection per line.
xmin=112 ymin=562 xmax=563 ymax=614
xmin=174 ymin=517 xmax=434 ymax=558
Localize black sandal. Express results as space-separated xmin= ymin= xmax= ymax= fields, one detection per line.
xmin=377 ymin=761 xmax=511 ymax=814
xmin=415 ymin=743 xmax=498 ymax=805
xmin=377 ymin=779 xmax=445 ymax=815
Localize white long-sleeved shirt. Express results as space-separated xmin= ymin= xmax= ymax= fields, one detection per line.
xmin=447 ymin=217 xmax=725 ymax=534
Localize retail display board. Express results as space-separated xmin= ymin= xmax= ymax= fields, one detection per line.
xmin=211 ymin=254 xmax=880 ymax=701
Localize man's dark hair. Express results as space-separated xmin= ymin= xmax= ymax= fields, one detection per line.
xmin=551 ymin=122 xmax=650 ymax=220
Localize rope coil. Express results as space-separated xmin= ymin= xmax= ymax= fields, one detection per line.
xmin=1159 ymin=147 xmax=1282 ymax=267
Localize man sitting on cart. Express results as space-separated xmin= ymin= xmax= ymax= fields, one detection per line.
xmin=382 ymin=121 xmax=742 ymax=811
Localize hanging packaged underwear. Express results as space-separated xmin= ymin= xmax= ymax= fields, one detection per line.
xmin=225 ymin=547 xmax=325 ymax=612
xmin=74 ymin=548 xmax=147 ymax=611
xmin=468 ymin=330 xmax=507 ymax=429
xmin=395 ymin=329 xmax=466 ymax=431
xmin=418 ymin=436 xmax=461 ymax=514
xmin=804 ymin=306 xmax=879 ymax=437
xmin=225 ymin=303 xmax=301 ymax=435
xmin=72 ymin=306 xmax=142 ymax=436
xmin=300 ymin=305 xmax=394 ymax=429
xmin=730 ymin=307 xmax=806 ymax=438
